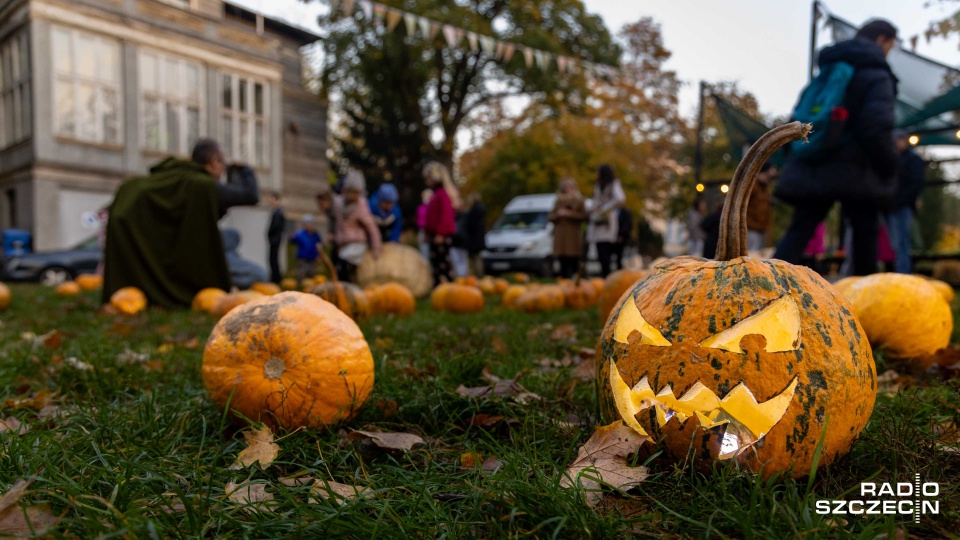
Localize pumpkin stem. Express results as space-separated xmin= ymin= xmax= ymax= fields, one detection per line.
xmin=319 ymin=250 xmax=339 ymax=283
xmin=716 ymin=122 xmax=811 ymax=261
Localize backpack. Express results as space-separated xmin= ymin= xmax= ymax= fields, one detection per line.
xmin=788 ymin=61 xmax=855 ymax=159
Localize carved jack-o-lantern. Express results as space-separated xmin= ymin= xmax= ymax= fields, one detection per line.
xmin=597 ymin=124 xmax=876 ymax=478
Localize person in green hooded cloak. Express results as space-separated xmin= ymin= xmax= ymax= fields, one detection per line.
xmin=102 ymin=139 xmax=259 ymax=309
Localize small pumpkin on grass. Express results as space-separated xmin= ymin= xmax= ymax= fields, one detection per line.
xmin=562 ymin=276 xmax=598 ymax=310
xmin=192 ymin=287 xmax=227 ymax=314
xmin=250 ymin=282 xmax=281 ymax=296
xmin=511 ymin=272 xmax=531 ymax=284
xmin=0 ymin=282 xmax=9 ymax=309
xmin=310 ymin=254 xmax=370 ymax=322
xmin=213 ymin=290 xmax=265 ymax=318
xmin=355 ymin=243 xmax=432 ymax=298
xmin=515 ymin=284 xmax=565 ymax=313
xmin=501 ymin=285 xmax=527 ymax=309
xmin=431 ymin=283 xmax=484 ymax=313
xmin=843 ymin=273 xmax=952 ymax=361
xmin=597 ymin=123 xmax=875 ymax=478
xmin=75 ymin=274 xmax=103 ymax=291
xmin=477 ymin=277 xmax=498 ymax=295
xmin=202 ymin=292 xmax=374 ymax=430
xmin=366 ymin=283 xmax=416 ymax=316
xmin=110 ymin=287 xmax=148 ymax=315
xmin=493 ymin=278 xmax=510 ymax=294
xmin=55 ymin=281 xmax=81 ymax=296
xmin=597 ymin=270 xmax=648 ymax=323
xmin=280 ymin=278 xmax=298 ymax=291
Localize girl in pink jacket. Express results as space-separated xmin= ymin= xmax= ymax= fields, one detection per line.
xmin=335 ymin=170 xmax=381 ymax=281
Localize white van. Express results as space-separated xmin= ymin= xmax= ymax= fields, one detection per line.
xmin=482 ymin=194 xmax=557 ymax=277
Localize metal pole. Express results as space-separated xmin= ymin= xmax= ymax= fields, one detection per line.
xmin=808 ymin=0 xmax=820 ymax=81
xmin=694 ymin=80 xmax=706 ymax=185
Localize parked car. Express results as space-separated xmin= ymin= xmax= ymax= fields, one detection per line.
xmin=482 ymin=194 xmax=557 ymax=277
xmin=1 ymin=229 xmax=268 ymax=288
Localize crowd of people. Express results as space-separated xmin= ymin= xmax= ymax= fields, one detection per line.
xmin=99 ymin=18 xmax=924 ymax=309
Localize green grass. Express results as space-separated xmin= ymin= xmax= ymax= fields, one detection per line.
xmin=0 ymin=284 xmax=958 ymax=538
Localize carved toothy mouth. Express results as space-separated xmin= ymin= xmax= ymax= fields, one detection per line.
xmin=609 ymin=359 xmax=799 ymax=460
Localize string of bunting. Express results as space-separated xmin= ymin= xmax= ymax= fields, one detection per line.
xmin=333 ymin=0 xmax=619 ymax=78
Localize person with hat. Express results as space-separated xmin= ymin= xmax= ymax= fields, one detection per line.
xmin=370 ymin=183 xmax=403 ymax=243
xmin=334 ymin=169 xmax=382 ymax=281
xmin=887 ymin=129 xmax=926 ymax=273
xmin=291 ymin=214 xmax=323 ymax=289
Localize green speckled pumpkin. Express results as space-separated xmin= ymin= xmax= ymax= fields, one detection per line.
xmin=596 ymin=123 xmax=876 ymax=478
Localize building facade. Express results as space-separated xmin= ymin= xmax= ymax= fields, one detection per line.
xmin=0 ymin=0 xmax=327 ymax=268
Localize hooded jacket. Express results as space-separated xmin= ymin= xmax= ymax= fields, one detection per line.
xmin=775 ymin=37 xmax=899 ymax=206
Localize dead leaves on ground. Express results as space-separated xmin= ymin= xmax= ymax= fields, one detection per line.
xmin=455 ymin=367 xmax=543 ymax=404
xmin=232 ymin=427 xmax=280 ymax=470
xmin=348 ymin=429 xmax=424 ymax=452
xmin=561 ymin=422 xmax=650 ymax=505
xmin=0 ymin=479 xmax=58 ymax=535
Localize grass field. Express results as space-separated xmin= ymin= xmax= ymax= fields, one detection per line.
xmin=0 ymin=283 xmax=957 ymax=538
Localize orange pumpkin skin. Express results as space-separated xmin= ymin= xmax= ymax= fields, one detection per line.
xmin=493 ymin=278 xmax=510 ymax=295
xmin=431 ymin=284 xmax=484 ymax=313
xmin=250 ymin=282 xmax=282 ymax=296
xmin=598 ymin=256 xmax=876 ymax=479
xmin=280 ymin=278 xmax=298 ymax=291
xmin=55 ymin=281 xmax=82 ymax=296
xmin=598 ymin=270 xmax=648 ymax=322
xmin=511 ymin=273 xmax=531 ymax=284
xmin=75 ymin=274 xmax=103 ymax=291
xmin=478 ymin=277 xmax=498 ymax=295
xmin=213 ymin=291 xmax=265 ymax=318
xmin=516 ymin=285 xmax=565 ymax=312
xmin=563 ymin=280 xmax=598 ymax=310
xmin=311 ymin=282 xmax=370 ymax=322
xmin=202 ymin=292 xmax=374 ymax=430
xmin=455 ymin=276 xmax=478 ymax=287
xmin=0 ymin=282 xmax=9 ymax=309
xmin=590 ymin=277 xmax=606 ymax=293
xmin=192 ymin=288 xmax=228 ymax=314
xmin=110 ymin=287 xmax=148 ymax=315
xmin=501 ymin=285 xmax=526 ymax=308
xmin=367 ymin=283 xmax=416 ymax=316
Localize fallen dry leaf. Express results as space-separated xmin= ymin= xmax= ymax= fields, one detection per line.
xmin=456 ymin=379 xmax=543 ymax=404
xmin=0 ymin=479 xmax=58 ymax=535
xmin=374 ymin=337 xmax=394 ymax=349
xmin=157 ymin=343 xmax=174 ymax=355
xmin=233 ymin=427 xmax=279 ymax=469
xmin=309 ymin=479 xmax=371 ymax=505
xmin=115 ymin=350 xmax=150 ymax=364
xmin=348 ymin=430 xmax=424 ymax=451
xmin=374 ymin=399 xmax=399 ymax=418
xmin=3 ymin=390 xmax=55 ymax=411
xmin=38 ymin=330 xmax=62 ymax=350
xmin=460 ymin=452 xmax=483 ymax=470
xmin=225 ymin=482 xmax=274 ymax=507
xmin=0 ymin=418 xmax=27 ymax=436
xmin=63 ymin=357 xmax=93 ymax=371
xmin=278 ymin=473 xmax=315 ymax=488
xmin=572 ymin=357 xmax=596 ymax=382
xmin=491 ymin=336 xmax=508 ymax=355
xmin=561 ymin=422 xmax=649 ymax=505
xmin=550 ymin=324 xmax=577 ymax=342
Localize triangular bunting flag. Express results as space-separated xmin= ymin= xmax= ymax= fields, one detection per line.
xmin=556 ymin=55 xmax=567 ymax=73
xmin=360 ymin=0 xmax=373 ymax=20
xmin=480 ymin=35 xmax=496 ymax=55
xmin=403 ymin=12 xmax=417 ymax=36
xmin=522 ymin=46 xmax=534 ymax=68
xmin=417 ymin=16 xmax=431 ymax=39
xmin=442 ymin=25 xmax=461 ymax=47
xmin=495 ymin=41 xmax=505 ymax=59
xmin=342 ymin=0 xmax=355 ymax=17
xmin=372 ymin=3 xmax=386 ymax=28
xmin=535 ymin=50 xmax=550 ymax=69
xmin=386 ymin=9 xmax=402 ymax=32
xmin=502 ymin=43 xmax=516 ymax=63
xmin=466 ymin=32 xmax=479 ymax=51
xmin=429 ymin=21 xmax=441 ymax=40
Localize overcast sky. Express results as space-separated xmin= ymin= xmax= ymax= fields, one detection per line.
xmin=234 ymin=0 xmax=957 ymax=118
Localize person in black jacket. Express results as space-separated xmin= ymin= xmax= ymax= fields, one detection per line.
xmin=774 ymin=19 xmax=899 ymax=276
xmin=613 ymin=208 xmax=633 ymax=270
xmin=887 ymin=129 xmax=926 ymax=273
xmin=463 ymin=193 xmax=487 ymax=277
xmin=266 ymin=191 xmax=286 ymax=283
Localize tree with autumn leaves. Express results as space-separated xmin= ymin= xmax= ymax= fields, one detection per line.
xmin=317 ymin=0 xmax=620 ymax=213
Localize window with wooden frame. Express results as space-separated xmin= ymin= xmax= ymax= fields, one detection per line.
xmin=140 ymin=50 xmax=204 ymax=155
xmin=220 ymin=73 xmax=268 ymax=169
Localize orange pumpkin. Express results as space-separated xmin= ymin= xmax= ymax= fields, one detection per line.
xmin=202 ymin=292 xmax=374 ymax=430
xmin=250 ymin=282 xmax=281 ymax=296
xmin=511 ymin=272 xmax=531 ymax=284
xmin=516 ymin=285 xmax=566 ymax=313
xmin=0 ymin=282 xmax=9 ymax=309
xmin=455 ymin=276 xmax=479 ymax=287
xmin=589 ymin=277 xmax=606 ymax=293
xmin=598 ymin=270 xmax=648 ymax=323
xmin=367 ymin=283 xmax=416 ymax=316
xmin=55 ymin=281 xmax=82 ymax=296
xmin=75 ymin=274 xmax=103 ymax=291
xmin=562 ymin=278 xmax=598 ymax=310
xmin=192 ymin=288 xmax=227 ymax=314
xmin=213 ymin=291 xmax=265 ymax=318
xmin=431 ymin=283 xmax=484 ymax=313
xmin=280 ymin=278 xmax=298 ymax=291
xmin=493 ymin=278 xmax=510 ymax=294
xmin=501 ymin=285 xmax=527 ymax=309
xmin=477 ymin=277 xmax=498 ymax=295
xmin=110 ymin=287 xmax=148 ymax=315
xmin=311 ymin=282 xmax=370 ymax=321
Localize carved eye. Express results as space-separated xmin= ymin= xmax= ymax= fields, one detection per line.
xmin=613 ymin=295 xmax=671 ymax=346
xmin=699 ymin=296 xmax=801 ymax=354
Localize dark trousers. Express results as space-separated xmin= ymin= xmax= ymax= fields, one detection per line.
xmin=774 ymin=200 xmax=879 ymax=276
xmin=596 ymin=242 xmax=615 ymax=278
xmin=430 ymin=237 xmax=453 ymax=287
xmin=558 ymin=256 xmax=579 ymax=279
xmin=268 ymin=240 xmax=282 ymax=283
xmin=612 ymin=242 xmax=626 ymax=271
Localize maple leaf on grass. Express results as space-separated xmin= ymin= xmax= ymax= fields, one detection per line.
xmin=309 ymin=480 xmax=371 ymax=505
xmin=561 ymin=422 xmax=649 ymax=505
xmin=231 ymin=426 xmax=280 ymax=469
xmin=225 ymin=482 xmax=274 ymax=510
